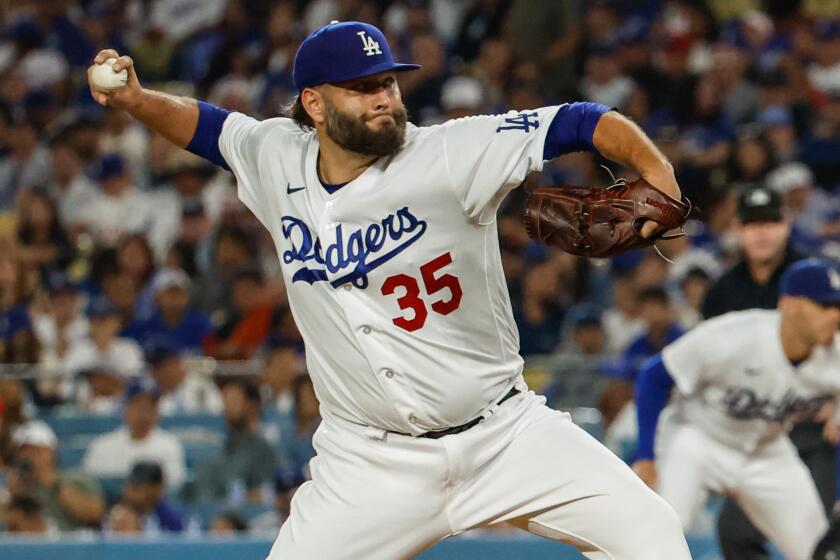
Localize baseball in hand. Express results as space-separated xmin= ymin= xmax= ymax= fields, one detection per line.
xmin=90 ymin=58 xmax=128 ymax=91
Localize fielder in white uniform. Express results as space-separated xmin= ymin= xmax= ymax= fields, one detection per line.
xmin=89 ymin=20 xmax=691 ymax=560
xmin=633 ymin=258 xmax=840 ymax=560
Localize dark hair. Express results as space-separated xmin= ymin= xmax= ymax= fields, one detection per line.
xmin=225 ymin=378 xmax=262 ymax=405
xmin=215 ymin=224 xmax=250 ymax=250
xmin=292 ymin=373 xmax=316 ymax=425
xmin=17 ymin=189 xmax=65 ymax=247
xmin=680 ymin=266 xmax=711 ymax=286
xmin=234 ymin=265 xmax=264 ymax=286
xmin=637 ymin=285 xmax=670 ymax=305
xmin=284 ymin=95 xmax=314 ymax=130
xmin=117 ymin=233 xmax=156 ymax=285
xmin=167 ymin=241 xmax=198 ymax=278
xmin=9 ymin=493 xmax=43 ymax=517
xmin=128 ymin=460 xmax=164 ymax=485
xmin=214 ymin=511 xmax=248 ymax=532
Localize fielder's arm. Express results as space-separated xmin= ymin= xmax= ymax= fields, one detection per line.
xmin=87 ymin=50 xmax=198 ymax=149
xmin=632 ymin=354 xmax=676 ymax=488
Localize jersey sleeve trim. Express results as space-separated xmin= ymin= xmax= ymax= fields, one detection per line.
xmin=543 ymin=102 xmax=612 ymax=160
xmin=186 ymin=101 xmax=231 ymax=170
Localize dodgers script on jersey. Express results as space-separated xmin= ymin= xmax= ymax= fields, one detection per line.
xmin=662 ymin=309 xmax=840 ymax=452
xmin=218 ymin=106 xmax=562 ymax=435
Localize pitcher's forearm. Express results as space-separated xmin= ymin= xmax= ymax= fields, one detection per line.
xmin=593 ymin=111 xmax=673 ymax=179
xmin=116 ymin=89 xmax=199 ymax=149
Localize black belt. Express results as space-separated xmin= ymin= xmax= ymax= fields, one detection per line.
xmin=397 ymin=386 xmax=521 ymax=440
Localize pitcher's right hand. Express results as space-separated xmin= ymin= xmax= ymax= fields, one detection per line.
xmin=87 ymin=49 xmax=142 ymax=109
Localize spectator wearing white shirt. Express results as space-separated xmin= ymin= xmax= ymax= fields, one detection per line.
xmin=579 ymin=47 xmax=636 ymax=110
xmin=125 ymin=0 xmax=227 ymax=44
xmin=807 ymin=20 xmax=840 ymax=98
xmin=65 ymin=297 xmax=144 ymax=412
xmin=0 ymin=106 xmax=51 ymax=211
xmin=82 ymin=378 xmax=186 ymax=491
xmin=145 ymin=338 xmax=223 ymax=415
xmin=81 ymin=154 xmax=157 ymax=248
xmin=602 ymin=269 xmax=645 ymax=354
xmin=32 ymin=272 xmax=88 ymax=373
xmin=148 ymin=150 xmax=230 ymax=259
xmin=99 ymin=108 xmax=149 ymax=188
xmin=65 ymin=297 xmax=143 ymax=379
xmin=74 ymin=362 xmax=130 ymax=416
xmin=46 ymin=135 xmax=98 ymax=230
xmin=768 ymin=162 xmax=840 ymax=249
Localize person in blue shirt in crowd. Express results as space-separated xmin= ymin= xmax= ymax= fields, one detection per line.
xmin=124 ymin=268 xmax=214 ymax=355
xmin=276 ymin=374 xmax=319 ymax=478
xmin=598 ymin=285 xmax=684 ymax=445
xmin=0 ymin=253 xmax=38 ymax=364
xmin=118 ymin=461 xmax=185 ymax=533
xmin=142 ymin=337 xmax=223 ymax=416
xmin=249 ymin=466 xmax=308 ymax=537
xmin=619 ymin=286 xmax=684 ymax=383
xmin=513 ymin=247 xmax=569 ymax=356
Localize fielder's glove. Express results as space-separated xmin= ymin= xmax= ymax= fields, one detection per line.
xmin=522 ymin=175 xmax=691 ymax=258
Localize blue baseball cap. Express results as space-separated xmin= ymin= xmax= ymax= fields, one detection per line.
xmin=815 ymin=19 xmax=840 ymax=41
xmin=780 ymin=259 xmax=840 ymax=304
xmin=88 ymin=296 xmax=119 ymax=318
xmin=46 ymin=271 xmax=77 ymax=294
xmin=293 ymin=21 xmax=420 ymax=92
xmin=144 ymin=337 xmax=181 ymax=367
xmin=94 ymin=153 xmax=126 ymax=181
xmin=757 ymin=105 xmax=793 ymax=128
xmin=568 ymin=303 xmax=603 ymax=328
xmin=124 ymin=377 xmax=161 ymax=402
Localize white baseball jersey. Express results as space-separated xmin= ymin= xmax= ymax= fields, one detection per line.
xmin=218 ymin=106 xmax=562 ymax=435
xmin=662 ymin=308 xmax=840 ymax=452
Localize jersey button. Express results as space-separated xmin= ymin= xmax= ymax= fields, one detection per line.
xmin=361 ymin=325 xmax=371 ymax=334
xmin=409 ymin=415 xmax=418 ymax=424
xmin=384 ymin=369 xmax=394 ymax=378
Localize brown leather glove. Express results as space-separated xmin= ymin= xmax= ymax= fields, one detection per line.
xmin=522 ymin=177 xmax=691 ymax=258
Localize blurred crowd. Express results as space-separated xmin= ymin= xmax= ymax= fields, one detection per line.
xmin=0 ymin=0 xmax=837 ymax=538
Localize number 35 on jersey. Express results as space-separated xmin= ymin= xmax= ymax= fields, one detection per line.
xmin=381 ymin=252 xmax=463 ymax=332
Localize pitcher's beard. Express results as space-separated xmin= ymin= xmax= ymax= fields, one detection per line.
xmin=324 ymin=102 xmax=408 ymax=157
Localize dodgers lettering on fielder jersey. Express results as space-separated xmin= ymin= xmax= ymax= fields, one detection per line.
xmin=661 ymin=309 xmax=840 ymax=452
xmin=218 ymin=106 xmax=563 ymax=435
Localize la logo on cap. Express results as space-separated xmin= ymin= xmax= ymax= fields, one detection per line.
xmin=358 ymin=30 xmax=382 ymax=56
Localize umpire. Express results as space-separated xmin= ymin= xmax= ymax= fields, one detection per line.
xmin=702 ymin=186 xmax=836 ymax=560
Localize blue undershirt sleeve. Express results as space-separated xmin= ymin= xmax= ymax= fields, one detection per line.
xmin=185 ymin=101 xmax=231 ymax=170
xmin=836 ymin=445 xmax=840 ymax=502
xmin=635 ymin=354 xmax=676 ymax=461
xmin=542 ymin=102 xmax=612 ymax=160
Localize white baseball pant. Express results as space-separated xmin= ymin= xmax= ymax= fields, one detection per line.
xmin=266 ymin=389 xmax=690 ymax=559
xmin=657 ymin=422 xmax=828 ymax=560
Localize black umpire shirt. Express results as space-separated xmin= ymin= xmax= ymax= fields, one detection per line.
xmin=701 ymin=246 xmax=802 ymax=320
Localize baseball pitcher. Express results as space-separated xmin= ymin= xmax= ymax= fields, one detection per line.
xmin=89 ymin=21 xmax=690 ymax=560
